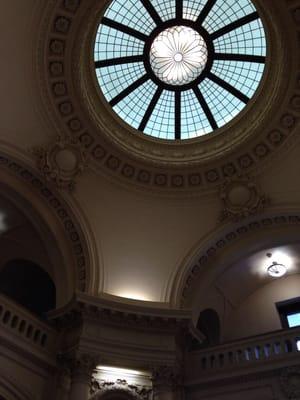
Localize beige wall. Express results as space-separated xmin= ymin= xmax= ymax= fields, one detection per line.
xmin=223 ymin=274 xmax=300 ymax=340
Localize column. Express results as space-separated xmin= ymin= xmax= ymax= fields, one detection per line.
xmin=69 ymin=354 xmax=96 ymax=400
xmin=152 ymin=366 xmax=184 ymax=400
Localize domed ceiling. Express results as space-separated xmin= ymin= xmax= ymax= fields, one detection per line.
xmin=38 ymin=0 xmax=300 ymax=193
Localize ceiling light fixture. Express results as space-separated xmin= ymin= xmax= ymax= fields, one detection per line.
xmin=266 ymin=253 xmax=287 ymax=278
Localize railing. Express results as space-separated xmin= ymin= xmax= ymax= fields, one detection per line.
xmin=187 ymin=327 xmax=300 ymax=380
xmin=0 ymin=293 xmax=57 ymax=353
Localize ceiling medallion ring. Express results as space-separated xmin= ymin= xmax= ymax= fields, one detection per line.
xmin=40 ymin=0 xmax=300 ymax=191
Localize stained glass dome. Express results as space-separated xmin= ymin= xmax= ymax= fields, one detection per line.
xmin=94 ymin=0 xmax=266 ymax=140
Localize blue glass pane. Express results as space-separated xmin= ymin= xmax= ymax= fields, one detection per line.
xmin=114 ymin=80 xmax=157 ymax=129
xmin=97 ymin=62 xmax=146 ymax=102
xmin=95 ymin=25 xmax=144 ymax=61
xmin=181 ymin=90 xmax=211 ymax=139
xmin=203 ymin=0 xmax=255 ymax=34
xmin=151 ymin=0 xmax=176 ymax=21
xmin=94 ymin=0 xmax=267 ymax=140
xmin=182 ymin=0 xmax=206 ymax=21
xmin=199 ymin=78 xmax=244 ymax=128
xmin=287 ymin=313 xmax=300 ymax=328
xmin=211 ymin=60 xmax=265 ymax=97
xmin=105 ymin=0 xmax=156 ymax=35
xmin=213 ymin=20 xmax=266 ymax=56
xmin=145 ymin=91 xmax=175 ymax=139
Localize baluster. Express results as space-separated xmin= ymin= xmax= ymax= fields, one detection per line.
xmin=218 ymin=353 xmax=224 ymax=368
xmin=236 ymin=349 xmax=244 ymax=363
xmin=263 ymin=343 xmax=271 ymax=358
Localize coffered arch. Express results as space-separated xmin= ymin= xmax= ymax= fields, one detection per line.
xmin=169 ymin=209 xmax=300 ymax=309
xmin=0 ymin=151 xmax=101 ymax=305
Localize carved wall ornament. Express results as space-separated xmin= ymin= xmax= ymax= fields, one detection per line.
xmin=280 ymin=367 xmax=300 ymax=399
xmin=33 ymin=137 xmax=88 ymax=192
xmin=90 ymin=378 xmax=152 ymax=400
xmin=219 ymin=176 xmax=269 ymax=221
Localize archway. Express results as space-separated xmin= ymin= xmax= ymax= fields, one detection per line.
xmin=0 ymin=259 xmax=56 ymax=317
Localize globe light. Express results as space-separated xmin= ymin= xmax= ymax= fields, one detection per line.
xmin=267 ymin=261 xmax=287 ymax=278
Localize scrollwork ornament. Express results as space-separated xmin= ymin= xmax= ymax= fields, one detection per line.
xmin=280 ymin=367 xmax=300 ymax=399
xmin=219 ymin=175 xmax=269 ymax=222
xmin=32 ymin=136 xmax=88 ymax=192
xmin=90 ymin=378 xmax=152 ymax=400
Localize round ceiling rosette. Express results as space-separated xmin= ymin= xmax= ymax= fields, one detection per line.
xmin=149 ymin=25 xmax=208 ymax=86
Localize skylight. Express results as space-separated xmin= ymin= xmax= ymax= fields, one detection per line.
xmin=94 ymin=0 xmax=266 ymax=140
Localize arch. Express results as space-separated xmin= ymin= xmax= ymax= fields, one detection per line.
xmin=169 ymin=210 xmax=300 ymax=308
xmin=0 ymin=259 xmax=56 ymax=317
xmin=96 ymin=390 xmax=137 ymax=400
xmin=197 ymin=308 xmax=221 ymax=346
xmin=0 ymin=152 xmax=97 ymax=305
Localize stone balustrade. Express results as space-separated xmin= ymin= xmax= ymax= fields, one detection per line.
xmin=187 ymin=327 xmax=300 ymax=381
xmin=0 ymin=293 xmax=57 ymax=353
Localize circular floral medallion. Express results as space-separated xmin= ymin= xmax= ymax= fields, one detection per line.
xmin=149 ymin=26 xmax=208 ymax=86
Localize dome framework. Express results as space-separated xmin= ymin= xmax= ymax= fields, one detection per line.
xmin=94 ymin=0 xmax=266 ymax=140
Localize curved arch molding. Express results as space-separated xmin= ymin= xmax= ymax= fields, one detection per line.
xmin=0 ymin=152 xmax=90 ymax=292
xmin=172 ymin=212 xmax=300 ymax=307
xmin=38 ymin=0 xmax=300 ymax=192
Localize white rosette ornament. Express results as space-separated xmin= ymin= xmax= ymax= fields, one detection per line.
xmin=150 ymin=26 xmax=208 ymax=86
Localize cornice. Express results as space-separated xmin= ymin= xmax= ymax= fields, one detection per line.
xmin=37 ymin=0 xmax=300 ymax=193
xmin=49 ymin=292 xmax=191 ymax=332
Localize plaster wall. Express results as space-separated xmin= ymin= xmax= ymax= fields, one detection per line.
xmin=223 ymin=274 xmax=300 ymax=340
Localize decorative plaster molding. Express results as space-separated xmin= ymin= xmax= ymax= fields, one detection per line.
xmin=280 ymin=366 xmax=300 ymax=399
xmin=37 ymin=0 xmax=300 ymax=192
xmin=58 ymin=352 xmax=99 ymax=383
xmin=0 ymin=152 xmax=89 ymax=291
xmin=176 ymin=212 xmax=300 ymax=306
xmin=152 ymin=365 xmax=183 ymax=389
xmin=50 ymin=292 xmax=191 ymax=332
xmin=33 ymin=136 xmax=88 ymax=192
xmin=90 ymin=378 xmax=152 ymax=400
xmin=219 ymin=176 xmax=268 ymax=221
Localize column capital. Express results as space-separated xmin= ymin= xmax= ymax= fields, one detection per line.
xmin=58 ymin=352 xmax=99 ymax=384
xmin=152 ymin=365 xmax=183 ymax=389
